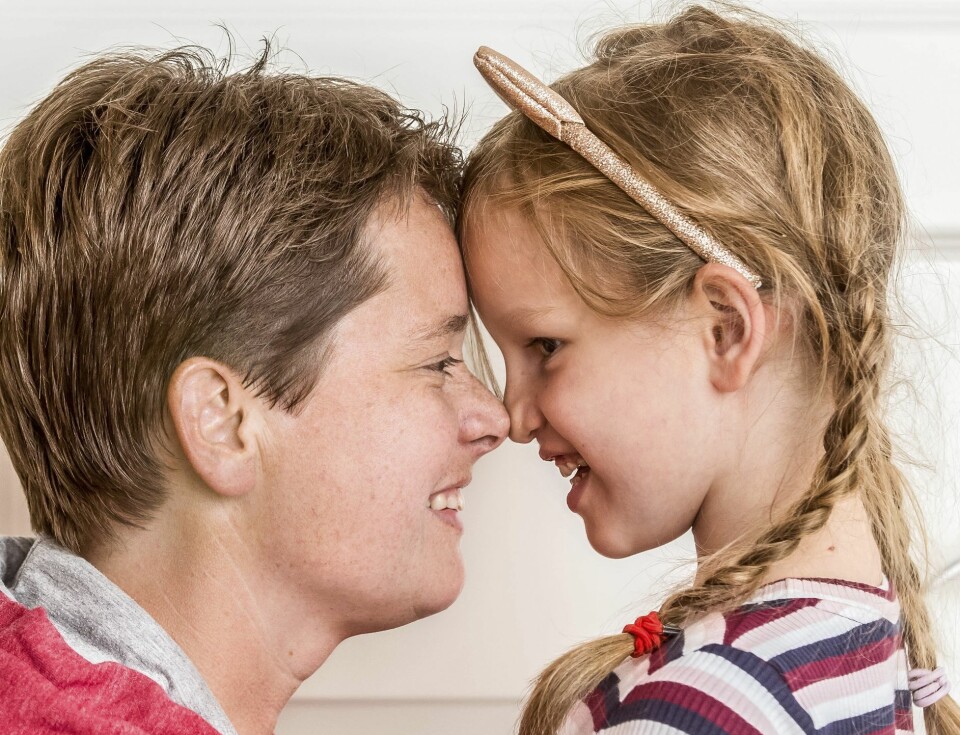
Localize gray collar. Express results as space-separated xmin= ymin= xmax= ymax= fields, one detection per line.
xmin=2 ymin=536 xmax=237 ymax=735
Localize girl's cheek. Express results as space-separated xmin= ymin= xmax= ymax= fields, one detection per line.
xmin=540 ymin=386 xmax=576 ymax=433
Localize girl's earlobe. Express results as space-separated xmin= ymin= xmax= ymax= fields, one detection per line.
xmin=695 ymin=264 xmax=766 ymax=393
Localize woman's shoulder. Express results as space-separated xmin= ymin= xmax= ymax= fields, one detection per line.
xmin=565 ymin=578 xmax=911 ymax=735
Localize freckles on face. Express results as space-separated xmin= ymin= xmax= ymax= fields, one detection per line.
xmin=532 ymin=320 xmax=706 ymax=556
xmin=255 ymin=195 xmax=486 ymax=630
xmin=464 ymin=206 xmax=716 ymax=558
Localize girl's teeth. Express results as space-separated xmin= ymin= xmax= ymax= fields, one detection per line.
xmin=556 ymin=458 xmax=587 ymax=478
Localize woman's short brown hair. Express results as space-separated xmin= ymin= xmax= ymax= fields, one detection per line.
xmin=0 ymin=44 xmax=461 ymax=553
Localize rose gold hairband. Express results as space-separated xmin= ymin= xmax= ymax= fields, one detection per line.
xmin=473 ymin=46 xmax=763 ymax=290
xmin=475 ymin=50 xmax=960 ymax=706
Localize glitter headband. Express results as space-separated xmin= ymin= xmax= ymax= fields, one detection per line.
xmin=473 ymin=46 xmax=763 ymax=290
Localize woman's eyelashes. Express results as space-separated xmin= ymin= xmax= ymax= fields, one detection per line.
xmin=527 ymin=337 xmax=562 ymax=359
xmin=427 ymin=356 xmax=464 ymax=376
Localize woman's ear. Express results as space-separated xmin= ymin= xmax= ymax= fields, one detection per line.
xmin=692 ymin=263 xmax=766 ymax=393
xmin=167 ymin=357 xmax=260 ymax=498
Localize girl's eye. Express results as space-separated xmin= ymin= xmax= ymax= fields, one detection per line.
xmin=428 ymin=356 xmax=464 ymax=376
xmin=529 ymin=338 xmax=562 ymax=358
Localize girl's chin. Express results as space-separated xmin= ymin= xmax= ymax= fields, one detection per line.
xmin=582 ymin=522 xmax=643 ymax=559
xmin=582 ymin=513 xmax=691 ymax=559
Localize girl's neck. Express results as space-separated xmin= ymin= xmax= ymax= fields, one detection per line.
xmin=759 ymin=493 xmax=884 ymax=588
xmin=691 ymin=360 xmax=884 ymax=589
xmin=692 ymin=491 xmax=884 ymax=590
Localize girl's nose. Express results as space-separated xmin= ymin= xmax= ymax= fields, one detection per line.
xmin=503 ymin=378 xmax=544 ymax=444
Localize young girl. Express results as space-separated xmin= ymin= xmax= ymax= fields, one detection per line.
xmin=459 ymin=5 xmax=958 ymax=734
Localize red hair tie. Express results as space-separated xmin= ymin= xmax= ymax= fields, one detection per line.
xmin=623 ymin=611 xmax=680 ymax=658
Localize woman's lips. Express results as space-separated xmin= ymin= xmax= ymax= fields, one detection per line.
xmin=431 ymin=507 xmax=463 ymax=532
xmin=428 ymin=488 xmax=465 ymax=532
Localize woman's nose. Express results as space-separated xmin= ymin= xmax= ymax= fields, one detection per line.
xmin=460 ymin=376 xmax=509 ymax=456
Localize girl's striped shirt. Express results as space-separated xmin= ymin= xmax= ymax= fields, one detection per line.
xmin=561 ymin=577 xmax=913 ymax=734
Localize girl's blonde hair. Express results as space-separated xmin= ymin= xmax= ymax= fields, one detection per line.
xmin=460 ymin=5 xmax=960 ymax=734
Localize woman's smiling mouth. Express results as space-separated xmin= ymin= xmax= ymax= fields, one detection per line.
xmin=428 ymin=488 xmax=465 ymax=532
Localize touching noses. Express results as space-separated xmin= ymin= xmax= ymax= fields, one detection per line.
xmin=503 ymin=371 xmax=543 ymax=444
xmin=460 ymin=375 xmax=509 ymax=456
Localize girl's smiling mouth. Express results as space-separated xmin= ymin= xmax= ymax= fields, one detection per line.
xmin=541 ymin=452 xmax=592 ymax=512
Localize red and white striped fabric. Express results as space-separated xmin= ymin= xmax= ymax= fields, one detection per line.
xmin=563 ymin=578 xmax=912 ymax=735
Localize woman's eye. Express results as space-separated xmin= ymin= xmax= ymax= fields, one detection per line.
xmin=428 ymin=356 xmax=463 ymax=376
xmin=529 ymin=338 xmax=561 ymax=358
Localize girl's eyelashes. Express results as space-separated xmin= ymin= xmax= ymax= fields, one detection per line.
xmin=528 ymin=337 xmax=562 ymax=358
xmin=427 ymin=356 xmax=464 ymax=376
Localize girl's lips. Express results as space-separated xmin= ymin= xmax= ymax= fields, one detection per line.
xmin=541 ymin=450 xmax=578 ymax=463
xmin=566 ymin=467 xmax=590 ymax=512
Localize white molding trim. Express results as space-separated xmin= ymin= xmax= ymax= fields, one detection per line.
xmin=914 ymin=230 xmax=960 ymax=259
xmin=7 ymin=2 xmax=960 ymax=28
xmin=938 ymin=559 xmax=960 ymax=586
xmin=771 ymin=1 xmax=960 ymax=27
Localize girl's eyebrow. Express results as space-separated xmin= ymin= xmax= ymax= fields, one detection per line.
xmin=508 ymin=305 xmax=557 ymax=322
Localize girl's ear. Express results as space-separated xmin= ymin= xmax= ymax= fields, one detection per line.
xmin=167 ymin=357 xmax=261 ymax=498
xmin=692 ymin=263 xmax=766 ymax=393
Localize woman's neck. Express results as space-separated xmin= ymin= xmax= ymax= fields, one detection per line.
xmin=85 ymin=500 xmax=344 ymax=735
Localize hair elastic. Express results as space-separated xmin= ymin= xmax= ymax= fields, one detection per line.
xmin=623 ymin=612 xmax=682 ymax=658
xmin=473 ymin=46 xmax=763 ymax=290
xmin=909 ymin=667 xmax=952 ymax=708
xmin=624 ymin=621 xmax=952 ymax=708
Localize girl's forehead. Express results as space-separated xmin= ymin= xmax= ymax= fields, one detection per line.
xmin=464 ymin=206 xmax=555 ymax=270
xmin=464 ymin=213 xmax=588 ymax=329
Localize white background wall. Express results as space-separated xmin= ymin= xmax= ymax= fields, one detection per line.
xmin=1 ymin=2 xmax=958 ymax=733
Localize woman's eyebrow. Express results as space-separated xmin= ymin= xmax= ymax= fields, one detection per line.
xmin=411 ymin=314 xmax=469 ymax=344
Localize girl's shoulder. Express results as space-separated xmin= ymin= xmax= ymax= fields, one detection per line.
xmin=565 ymin=578 xmax=912 ymax=735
